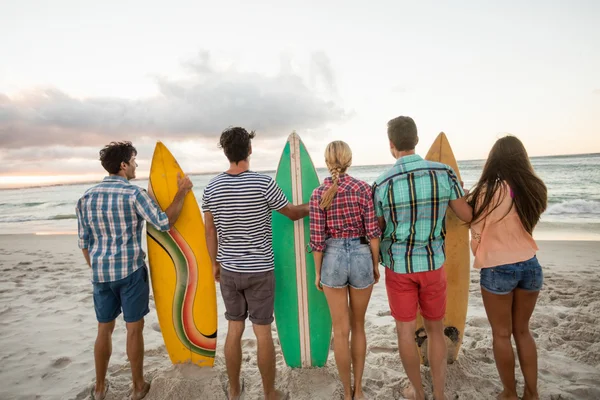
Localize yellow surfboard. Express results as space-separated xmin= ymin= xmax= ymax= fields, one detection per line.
xmin=415 ymin=132 xmax=470 ymax=365
xmin=146 ymin=142 xmax=217 ymax=367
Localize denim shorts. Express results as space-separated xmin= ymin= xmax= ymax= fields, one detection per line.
xmin=320 ymin=238 xmax=374 ymax=290
xmin=92 ymin=266 xmax=150 ymax=323
xmin=480 ymin=256 xmax=543 ymax=295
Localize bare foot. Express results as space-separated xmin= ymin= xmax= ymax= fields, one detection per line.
xmin=496 ymin=390 xmax=518 ymax=400
xmin=131 ymin=382 xmax=151 ymax=400
xmin=522 ymin=389 xmax=539 ymax=400
xmin=274 ymin=389 xmax=289 ymax=400
xmin=228 ymin=378 xmax=244 ymax=400
xmin=353 ymin=388 xmax=366 ymax=400
xmin=403 ymin=384 xmax=425 ymax=400
xmin=92 ymin=382 xmax=108 ymax=400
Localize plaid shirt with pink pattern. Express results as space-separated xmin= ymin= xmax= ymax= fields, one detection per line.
xmin=309 ymin=174 xmax=381 ymax=252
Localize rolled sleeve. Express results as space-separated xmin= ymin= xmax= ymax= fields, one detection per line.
xmin=75 ymin=199 xmax=89 ymax=249
xmin=264 ymin=178 xmax=289 ymax=211
xmin=362 ymin=191 xmax=382 ymax=239
xmin=135 ymin=189 xmax=170 ymax=231
xmin=308 ymin=190 xmax=327 ymax=252
xmin=447 ymin=168 xmax=465 ymax=200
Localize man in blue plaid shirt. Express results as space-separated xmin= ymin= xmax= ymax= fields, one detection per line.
xmin=76 ymin=141 xmax=192 ymax=400
xmin=373 ymin=117 xmax=472 ymax=400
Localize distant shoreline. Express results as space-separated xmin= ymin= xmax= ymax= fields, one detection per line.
xmin=1 ymin=152 xmax=598 ymax=191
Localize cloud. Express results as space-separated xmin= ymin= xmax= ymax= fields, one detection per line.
xmin=0 ymin=52 xmax=347 ymax=150
xmin=594 ymin=89 xmax=600 ymax=95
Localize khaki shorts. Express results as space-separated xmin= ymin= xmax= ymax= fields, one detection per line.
xmin=219 ymin=268 xmax=275 ymax=325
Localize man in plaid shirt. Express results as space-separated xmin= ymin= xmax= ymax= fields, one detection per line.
xmin=373 ymin=117 xmax=472 ymax=400
xmin=76 ymin=141 xmax=192 ymax=400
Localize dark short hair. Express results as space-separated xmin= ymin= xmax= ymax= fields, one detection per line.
xmin=99 ymin=141 xmax=137 ymax=174
xmin=218 ymin=127 xmax=256 ymax=163
xmin=387 ymin=116 xmax=418 ymax=151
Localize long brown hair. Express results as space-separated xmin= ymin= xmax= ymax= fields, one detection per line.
xmin=320 ymin=141 xmax=352 ymax=210
xmin=467 ymin=136 xmax=547 ymax=234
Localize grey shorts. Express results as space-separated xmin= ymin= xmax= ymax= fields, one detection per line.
xmin=219 ymin=268 xmax=275 ymax=325
xmin=320 ymin=238 xmax=375 ymax=290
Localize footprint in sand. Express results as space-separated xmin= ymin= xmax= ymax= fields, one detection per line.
xmin=151 ymin=322 xmax=161 ymax=332
xmin=17 ymin=261 xmax=32 ymax=266
xmin=51 ymin=357 xmax=72 ymax=369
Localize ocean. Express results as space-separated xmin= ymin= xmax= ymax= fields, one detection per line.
xmin=1 ymin=153 xmax=599 ymax=240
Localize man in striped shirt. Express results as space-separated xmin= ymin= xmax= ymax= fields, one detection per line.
xmin=373 ymin=117 xmax=472 ymax=400
xmin=76 ymin=141 xmax=192 ymax=400
xmin=202 ymin=127 xmax=308 ymax=400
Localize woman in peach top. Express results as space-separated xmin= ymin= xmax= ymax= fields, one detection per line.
xmin=468 ymin=136 xmax=547 ymax=400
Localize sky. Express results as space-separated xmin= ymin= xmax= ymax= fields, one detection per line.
xmin=0 ymin=0 xmax=599 ymax=188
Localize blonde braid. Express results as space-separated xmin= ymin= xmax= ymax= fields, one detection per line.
xmin=319 ymin=141 xmax=352 ymax=210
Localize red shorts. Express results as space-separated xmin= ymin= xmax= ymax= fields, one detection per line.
xmin=385 ymin=267 xmax=447 ymax=322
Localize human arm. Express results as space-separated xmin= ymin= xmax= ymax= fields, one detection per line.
xmin=449 ymin=198 xmax=473 ymax=223
xmin=312 ymin=251 xmax=324 ymax=292
xmin=164 ymin=174 xmax=193 ymax=226
xmin=81 ymin=249 xmax=91 ymax=268
xmin=203 ymin=211 xmax=220 ymax=282
xmin=448 ymin=169 xmax=473 ymax=223
xmin=363 ymin=187 xmax=382 ymax=283
xmin=76 ymin=199 xmax=91 ymax=268
xmin=308 ymin=189 xmax=327 ymax=290
xmin=136 ymin=173 xmax=193 ymax=231
xmin=277 ymin=203 xmax=309 ymax=221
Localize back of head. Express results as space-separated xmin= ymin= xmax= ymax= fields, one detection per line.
xmin=468 ymin=135 xmax=547 ymax=233
xmin=320 ymin=141 xmax=352 ymax=210
xmin=219 ymin=127 xmax=256 ymax=164
xmin=387 ymin=116 xmax=418 ymax=151
xmin=99 ymin=141 xmax=137 ymax=174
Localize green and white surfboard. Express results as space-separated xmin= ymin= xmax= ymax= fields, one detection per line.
xmin=272 ymin=132 xmax=332 ymax=368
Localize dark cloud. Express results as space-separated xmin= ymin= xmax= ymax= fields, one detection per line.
xmin=0 ymin=52 xmax=347 ymax=149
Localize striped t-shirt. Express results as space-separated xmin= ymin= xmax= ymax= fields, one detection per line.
xmin=201 ymin=171 xmax=289 ymax=273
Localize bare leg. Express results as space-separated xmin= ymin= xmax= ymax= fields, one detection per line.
xmin=423 ymin=319 xmax=447 ymax=400
xmin=481 ymin=289 xmax=518 ymax=400
xmin=323 ymin=286 xmax=352 ymax=400
xmin=94 ymin=320 xmax=115 ymax=399
xmin=396 ymin=320 xmax=425 ymax=400
xmin=512 ymin=289 xmax=540 ymax=400
xmin=224 ymin=320 xmax=245 ymax=399
xmin=253 ymin=323 xmax=287 ymax=400
xmin=348 ymin=285 xmax=373 ymax=400
xmin=126 ymin=319 xmax=150 ymax=399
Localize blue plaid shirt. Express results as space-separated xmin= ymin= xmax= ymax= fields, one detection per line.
xmin=76 ymin=176 xmax=170 ymax=283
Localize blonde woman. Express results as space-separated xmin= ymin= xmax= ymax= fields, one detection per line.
xmin=309 ymin=141 xmax=381 ymax=400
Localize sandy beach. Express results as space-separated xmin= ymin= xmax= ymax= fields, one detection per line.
xmin=0 ymin=234 xmax=598 ymax=400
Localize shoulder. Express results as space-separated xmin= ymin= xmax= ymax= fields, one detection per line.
xmin=373 ymin=166 xmax=397 ymax=189
xmin=348 ymin=176 xmax=373 ymax=193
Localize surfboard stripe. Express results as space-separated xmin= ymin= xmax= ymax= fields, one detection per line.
xmin=147 ymin=226 xmax=217 ymax=357
xmin=290 ymin=135 xmax=311 ymax=367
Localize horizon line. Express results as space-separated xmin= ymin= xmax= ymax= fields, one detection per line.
xmin=1 ymin=151 xmax=598 ymax=191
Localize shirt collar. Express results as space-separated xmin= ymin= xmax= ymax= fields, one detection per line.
xmin=394 ymin=154 xmax=423 ymax=166
xmin=103 ymin=175 xmax=130 ymax=184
